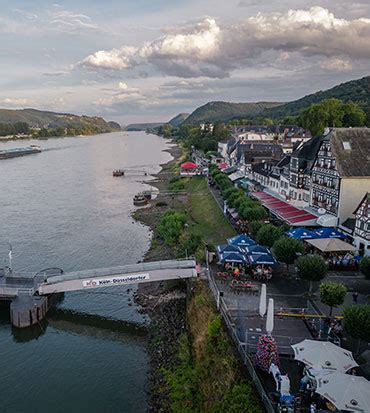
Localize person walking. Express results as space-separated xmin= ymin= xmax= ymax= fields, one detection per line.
xmin=352 ymin=291 xmax=359 ymax=304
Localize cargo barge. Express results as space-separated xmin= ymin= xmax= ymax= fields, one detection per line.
xmin=0 ymin=145 xmax=41 ymax=159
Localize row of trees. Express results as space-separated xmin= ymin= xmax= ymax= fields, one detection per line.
xmin=0 ymin=122 xmax=29 ymax=136
xmin=298 ymin=98 xmax=367 ymax=135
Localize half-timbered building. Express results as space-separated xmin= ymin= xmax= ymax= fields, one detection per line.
xmin=353 ymin=193 xmax=370 ymax=256
xmin=310 ymin=128 xmax=370 ymax=226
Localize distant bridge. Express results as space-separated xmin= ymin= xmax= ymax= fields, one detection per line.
xmin=0 ymin=259 xmax=197 ymax=328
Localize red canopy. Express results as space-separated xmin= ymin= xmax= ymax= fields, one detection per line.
xmin=253 ymin=191 xmax=318 ymax=225
xmin=218 ymin=163 xmax=228 ymax=170
xmin=181 ymin=161 xmax=198 ymax=169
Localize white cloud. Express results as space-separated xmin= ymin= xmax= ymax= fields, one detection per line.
xmin=320 ymin=58 xmax=353 ymax=72
xmin=78 ymin=7 xmax=370 ymax=78
xmin=49 ymin=10 xmax=100 ymax=32
xmin=94 ymin=82 xmax=144 ymax=107
xmin=139 ymin=18 xmax=220 ymax=59
xmin=0 ymin=98 xmax=36 ymax=108
xmin=80 ymin=47 xmax=137 ymax=70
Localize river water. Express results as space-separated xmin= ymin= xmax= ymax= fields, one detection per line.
xmin=0 ymin=131 xmax=173 ymax=413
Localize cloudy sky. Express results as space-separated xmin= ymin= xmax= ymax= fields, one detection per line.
xmin=1 ymin=0 xmax=370 ymax=124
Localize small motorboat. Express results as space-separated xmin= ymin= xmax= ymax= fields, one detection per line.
xmin=133 ymin=194 xmax=149 ymax=206
xmin=113 ymin=170 xmax=125 ymax=177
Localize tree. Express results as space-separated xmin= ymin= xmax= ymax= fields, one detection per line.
xmin=296 ymin=255 xmax=327 ymax=292
xmin=159 ymin=123 xmax=173 ymax=138
xmin=222 ymin=187 xmax=240 ymax=200
xmin=273 ymin=237 xmax=304 ymax=272
xmin=256 ymin=224 xmax=282 ymax=247
xmin=343 ymin=305 xmax=370 ymax=354
xmin=248 ymin=220 xmax=264 ymax=238
xmin=240 ymin=206 xmax=267 ymax=222
xmin=359 ymin=256 xmax=370 ymax=280
xmin=319 ymin=281 xmax=347 ymax=316
xmin=298 ymin=98 xmax=366 ymax=135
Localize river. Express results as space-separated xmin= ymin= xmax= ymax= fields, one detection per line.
xmin=0 ymin=131 xmax=173 ymax=413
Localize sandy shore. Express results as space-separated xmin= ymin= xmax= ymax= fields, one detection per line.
xmin=133 ymin=143 xmax=183 ymax=262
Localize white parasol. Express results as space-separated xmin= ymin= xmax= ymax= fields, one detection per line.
xmin=316 ymin=372 xmax=370 ymax=412
xmin=259 ymin=284 xmax=267 ymax=318
xmin=291 ymin=339 xmax=358 ymax=372
xmin=266 ymin=298 xmax=274 ymax=334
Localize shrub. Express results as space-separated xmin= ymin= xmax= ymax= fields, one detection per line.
xmin=208 ymin=315 xmax=222 ymax=341
xmin=156 ymin=201 xmax=168 ymax=207
xmin=158 ymin=210 xmax=187 ymax=246
xmin=359 ymin=256 xmax=370 ymax=279
xmin=256 ymin=224 xmax=282 ymax=247
xmin=180 ymin=232 xmax=202 ymax=256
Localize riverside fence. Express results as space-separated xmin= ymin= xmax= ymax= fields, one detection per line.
xmin=205 ymin=267 xmax=275 ymax=413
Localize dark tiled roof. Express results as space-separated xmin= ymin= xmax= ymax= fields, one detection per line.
xmin=341 ymin=218 xmax=356 ymax=231
xmin=329 ymin=128 xmax=370 ymax=177
xmin=236 ymin=141 xmax=283 ymax=161
xmin=252 ymin=161 xmax=277 ymax=177
xmin=292 ymin=135 xmax=323 ymax=160
xmin=276 ymin=155 xmax=291 ymax=168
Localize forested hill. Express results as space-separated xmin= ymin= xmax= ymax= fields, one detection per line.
xmin=184 ymin=101 xmax=282 ymax=124
xmin=261 ymin=76 xmax=370 ymax=119
xmin=0 ymin=108 xmax=121 ymax=133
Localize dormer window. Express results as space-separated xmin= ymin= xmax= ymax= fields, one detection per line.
xmin=343 ymin=142 xmax=351 ymax=150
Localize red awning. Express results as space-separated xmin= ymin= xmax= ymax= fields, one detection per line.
xmin=288 ymin=213 xmax=317 ymax=224
xmin=254 ymin=191 xmax=318 ymax=225
xmin=274 ymin=205 xmax=297 ymax=212
xmin=277 ymin=208 xmax=303 ymax=218
xmin=181 ymin=161 xmax=198 ymax=169
xmin=263 ymin=199 xmax=285 ymax=205
xmin=253 ymin=192 xmax=275 ymax=201
xmin=266 ymin=201 xmax=289 ymax=210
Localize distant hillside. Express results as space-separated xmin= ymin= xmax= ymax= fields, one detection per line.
xmin=185 ymin=101 xmax=282 ymax=124
xmin=0 ymin=108 xmax=120 ymax=133
xmin=262 ymin=76 xmax=370 ymax=119
xmin=124 ymin=122 xmax=164 ymax=131
xmin=168 ymin=113 xmax=189 ymax=127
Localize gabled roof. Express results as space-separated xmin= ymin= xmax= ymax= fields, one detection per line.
xmin=292 ymin=135 xmax=323 ymax=160
xmin=354 ymin=192 xmax=369 ymax=214
xmin=329 ymin=128 xmax=370 ymax=177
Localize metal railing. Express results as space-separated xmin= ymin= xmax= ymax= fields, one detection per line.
xmin=0 ymin=286 xmax=34 ymax=296
xmin=206 ymin=269 xmax=275 ymax=413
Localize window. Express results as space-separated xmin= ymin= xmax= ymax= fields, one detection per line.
xmin=343 ymin=141 xmax=351 ymax=150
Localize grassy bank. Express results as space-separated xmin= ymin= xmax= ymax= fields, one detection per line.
xmin=134 ymin=144 xmax=261 ymax=412
xmin=164 ymin=280 xmax=263 ymax=413
xmin=172 ymin=177 xmax=236 ymax=246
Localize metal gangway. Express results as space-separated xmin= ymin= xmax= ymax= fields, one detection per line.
xmin=37 ymin=259 xmax=197 ymax=295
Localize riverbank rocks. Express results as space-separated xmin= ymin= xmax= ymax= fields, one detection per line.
xmin=135 ymin=282 xmax=187 ymax=412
